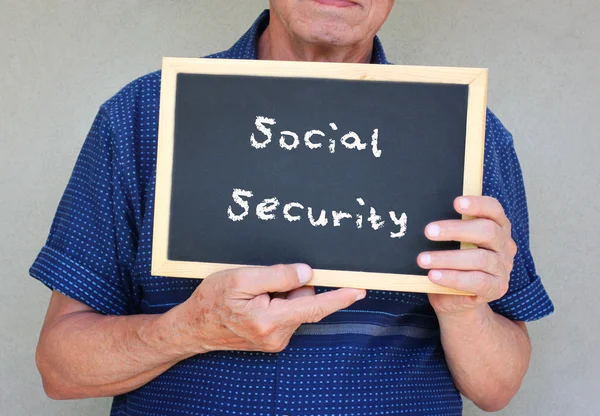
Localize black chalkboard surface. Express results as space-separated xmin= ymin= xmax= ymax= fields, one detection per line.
xmin=153 ymin=58 xmax=488 ymax=294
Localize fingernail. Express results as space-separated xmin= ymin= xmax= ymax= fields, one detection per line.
xmin=459 ymin=197 xmax=470 ymax=210
xmin=296 ymin=264 xmax=312 ymax=284
xmin=426 ymin=224 xmax=440 ymax=238
xmin=420 ymin=253 xmax=431 ymax=266
xmin=430 ymin=270 xmax=443 ymax=281
xmin=356 ymin=291 xmax=367 ymax=301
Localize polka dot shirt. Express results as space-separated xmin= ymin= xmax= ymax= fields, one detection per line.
xmin=30 ymin=10 xmax=553 ymax=416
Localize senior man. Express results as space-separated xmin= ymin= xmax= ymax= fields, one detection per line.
xmin=31 ymin=2 xmax=553 ymax=415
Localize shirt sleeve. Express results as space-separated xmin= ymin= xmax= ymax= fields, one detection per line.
xmin=484 ymin=110 xmax=554 ymax=322
xmin=29 ymin=108 xmax=136 ymax=315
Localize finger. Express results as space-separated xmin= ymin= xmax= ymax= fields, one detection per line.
xmin=427 ymin=269 xmax=509 ymax=301
xmin=286 ymin=286 xmax=316 ymax=300
xmin=270 ymin=286 xmax=315 ymax=301
xmin=418 ymin=248 xmax=502 ymax=276
xmin=282 ymin=288 xmax=366 ymax=325
xmin=425 ymin=218 xmax=506 ymax=252
xmin=227 ymin=264 xmax=313 ymax=295
xmin=454 ymin=196 xmax=511 ymax=231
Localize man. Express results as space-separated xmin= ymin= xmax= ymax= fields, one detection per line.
xmin=31 ymin=1 xmax=554 ymax=415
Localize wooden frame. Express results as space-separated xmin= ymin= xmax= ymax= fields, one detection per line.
xmin=152 ymin=58 xmax=488 ymax=295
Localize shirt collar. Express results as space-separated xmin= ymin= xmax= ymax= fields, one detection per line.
xmin=221 ymin=9 xmax=389 ymax=64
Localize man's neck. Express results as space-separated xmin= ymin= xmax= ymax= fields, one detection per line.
xmin=257 ymin=12 xmax=373 ymax=63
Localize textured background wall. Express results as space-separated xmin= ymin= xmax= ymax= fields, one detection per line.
xmin=1 ymin=0 xmax=598 ymax=414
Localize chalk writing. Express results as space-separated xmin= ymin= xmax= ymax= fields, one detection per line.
xmin=227 ymin=188 xmax=407 ymax=239
xmin=250 ymin=116 xmax=383 ymax=158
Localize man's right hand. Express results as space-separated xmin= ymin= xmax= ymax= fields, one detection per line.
xmin=36 ymin=264 xmax=363 ymax=399
xmin=164 ymin=264 xmax=366 ymax=355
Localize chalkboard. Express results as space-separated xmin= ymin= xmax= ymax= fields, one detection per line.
xmin=153 ymin=58 xmax=487 ymax=294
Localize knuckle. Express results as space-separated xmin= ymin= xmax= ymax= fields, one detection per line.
xmin=448 ymin=269 xmax=460 ymax=281
xmin=271 ymin=264 xmax=294 ymax=280
xmin=252 ymin=320 xmax=275 ymax=338
xmin=501 ymin=239 xmax=517 ymax=272
xmin=270 ymin=264 xmax=287 ymax=275
xmin=225 ymin=273 xmax=243 ymax=291
xmin=474 ymin=273 xmax=493 ymax=297
xmin=476 ymin=272 xmax=497 ymax=299
xmin=506 ymin=248 xmax=515 ymax=267
xmin=496 ymin=200 xmax=507 ymax=216
xmin=508 ymin=239 xmax=518 ymax=258
xmin=487 ymin=196 xmax=503 ymax=212
xmin=305 ymin=305 xmax=326 ymax=323
xmin=202 ymin=272 xmax=225 ymax=291
xmin=506 ymin=220 xmax=513 ymax=235
xmin=482 ymin=221 xmax=499 ymax=242
xmin=442 ymin=269 xmax=457 ymax=284
xmin=475 ymin=249 xmax=490 ymax=269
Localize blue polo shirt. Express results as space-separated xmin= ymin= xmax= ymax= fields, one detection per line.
xmin=30 ymin=10 xmax=554 ymax=416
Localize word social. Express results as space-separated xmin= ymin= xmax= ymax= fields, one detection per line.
xmin=250 ymin=116 xmax=383 ymax=158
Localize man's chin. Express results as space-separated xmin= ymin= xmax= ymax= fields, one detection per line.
xmin=285 ymin=2 xmax=365 ymax=47
xmin=305 ymin=21 xmax=359 ymax=46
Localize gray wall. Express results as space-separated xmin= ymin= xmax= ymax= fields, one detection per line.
xmin=1 ymin=0 xmax=598 ymax=414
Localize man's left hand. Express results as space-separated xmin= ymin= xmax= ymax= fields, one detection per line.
xmin=418 ymin=196 xmax=518 ymax=315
